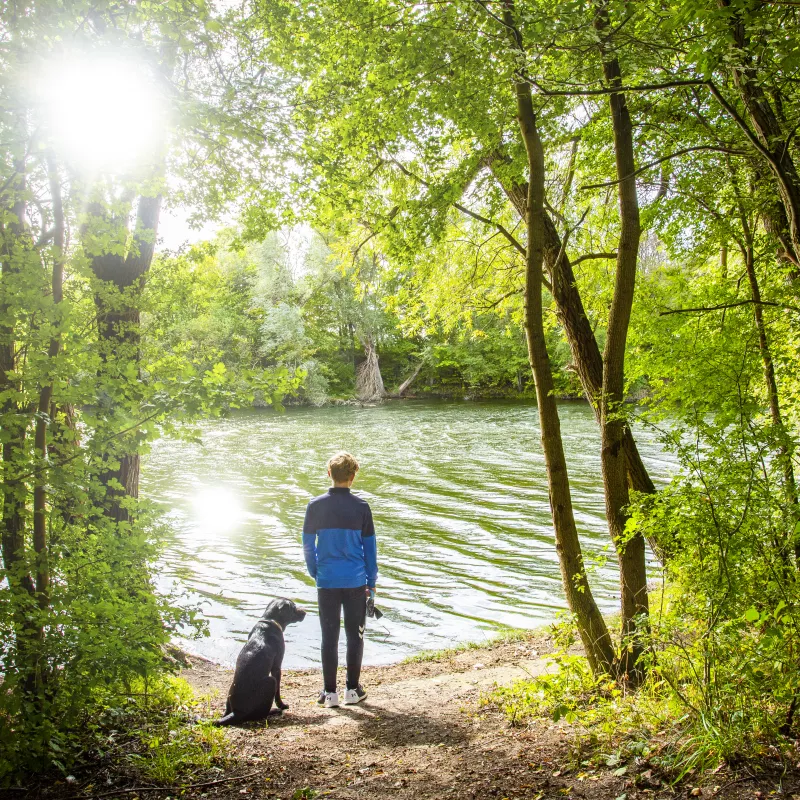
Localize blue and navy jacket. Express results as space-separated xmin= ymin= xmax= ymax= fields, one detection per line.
xmin=302 ymin=487 xmax=378 ymax=589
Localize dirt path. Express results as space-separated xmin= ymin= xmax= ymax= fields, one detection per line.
xmin=180 ymin=634 xmax=796 ymax=800
xmin=186 ymin=634 xmax=583 ymax=800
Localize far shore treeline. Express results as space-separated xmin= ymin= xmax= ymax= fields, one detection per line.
xmin=1 ymin=0 xmax=800 ymax=786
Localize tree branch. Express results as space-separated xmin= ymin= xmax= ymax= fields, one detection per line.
xmin=452 ymin=201 xmax=526 ymax=257
xmin=388 ymin=157 xmax=528 ymax=259
xmin=529 ymin=78 xmax=706 ymax=97
xmin=660 ymin=299 xmax=800 ymax=316
xmin=476 ymin=286 xmax=524 ymax=310
xmin=91 ymin=771 xmax=262 ymax=799
xmin=706 ymin=82 xmax=781 ymax=168
xmin=571 ymin=252 xmax=618 ymax=266
xmin=580 ymin=146 xmax=749 ymax=190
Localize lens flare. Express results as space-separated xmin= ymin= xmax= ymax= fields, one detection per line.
xmin=190 ymin=486 xmax=246 ymax=536
xmin=36 ymin=53 xmax=166 ymax=174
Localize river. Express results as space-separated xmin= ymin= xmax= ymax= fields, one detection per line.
xmin=142 ymin=400 xmax=673 ymax=668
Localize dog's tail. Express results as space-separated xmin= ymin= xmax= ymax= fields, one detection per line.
xmin=213 ymin=713 xmax=236 ymax=727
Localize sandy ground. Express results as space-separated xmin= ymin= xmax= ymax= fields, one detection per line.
xmin=171 ymin=634 xmax=800 ymax=800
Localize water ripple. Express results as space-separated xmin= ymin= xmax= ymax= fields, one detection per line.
xmin=143 ymin=400 xmax=673 ymax=667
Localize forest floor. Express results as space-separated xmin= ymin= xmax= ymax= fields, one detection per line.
xmin=16 ymin=632 xmax=800 ymax=800
xmin=172 ymin=633 xmax=799 ymax=800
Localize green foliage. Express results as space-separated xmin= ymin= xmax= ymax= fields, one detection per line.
xmin=490 ymin=398 xmax=800 ymax=778
xmin=149 ymin=229 xmax=548 ymax=402
xmin=85 ymin=676 xmax=227 ymax=787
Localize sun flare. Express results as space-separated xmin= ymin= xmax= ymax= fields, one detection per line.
xmin=36 ymin=53 xmax=167 ymax=174
xmin=190 ymin=486 xmax=246 ymax=536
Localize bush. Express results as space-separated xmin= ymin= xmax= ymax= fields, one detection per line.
xmin=0 ymin=511 xmax=207 ymax=783
xmin=488 ymin=411 xmax=800 ymax=782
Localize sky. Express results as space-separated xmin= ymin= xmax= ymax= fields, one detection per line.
xmin=158 ymin=205 xmax=228 ymax=252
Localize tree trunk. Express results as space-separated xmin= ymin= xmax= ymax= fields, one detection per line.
xmin=746 ymin=242 xmax=799 ymax=559
xmin=0 ymin=143 xmax=31 ymax=589
xmin=487 ymin=160 xmax=657 ymax=502
xmin=32 ymin=157 xmax=65 ymax=621
xmin=356 ymin=336 xmax=386 ymax=401
xmin=503 ymin=0 xmax=616 ymax=676
xmin=594 ymin=2 xmax=649 ymax=681
xmin=0 ymin=126 xmax=40 ymax=694
xmin=397 ymin=361 xmax=424 ymax=396
xmin=716 ymin=0 xmax=800 ymax=270
xmin=733 ymin=206 xmax=800 ymax=562
xmin=90 ymin=193 xmax=162 ymax=522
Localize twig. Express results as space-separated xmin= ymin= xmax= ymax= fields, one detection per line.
xmin=388 ymin=156 xmax=527 ymax=258
xmin=714 ymin=772 xmax=757 ymax=792
xmin=90 ymin=770 xmax=262 ymax=798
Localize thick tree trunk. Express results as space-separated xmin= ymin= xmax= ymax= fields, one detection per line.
xmin=503 ymin=0 xmax=616 ymax=676
xmin=90 ymin=194 xmax=161 ymax=522
xmin=594 ymin=3 xmax=649 ymax=681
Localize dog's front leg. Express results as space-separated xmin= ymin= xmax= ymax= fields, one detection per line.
xmin=272 ymin=662 xmax=288 ymax=710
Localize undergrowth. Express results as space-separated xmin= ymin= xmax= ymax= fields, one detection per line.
xmin=9 ymin=675 xmax=230 ymax=791
xmin=486 ymin=613 xmax=800 ymax=784
xmin=121 ymin=677 xmax=229 ymax=784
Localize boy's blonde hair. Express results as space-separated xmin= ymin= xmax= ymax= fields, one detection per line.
xmin=327 ymin=451 xmax=360 ymax=483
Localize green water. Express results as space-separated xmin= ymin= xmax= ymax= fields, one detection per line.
xmin=142 ymin=400 xmax=673 ymax=667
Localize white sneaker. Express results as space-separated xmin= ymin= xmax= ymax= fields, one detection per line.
xmin=342 ymin=685 xmax=367 ymax=705
xmin=317 ymin=690 xmax=339 ymax=708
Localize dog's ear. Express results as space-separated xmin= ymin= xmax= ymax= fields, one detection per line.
xmin=262 ymin=599 xmax=281 ymax=619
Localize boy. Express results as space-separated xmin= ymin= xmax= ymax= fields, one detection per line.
xmin=302 ymin=451 xmax=378 ymax=708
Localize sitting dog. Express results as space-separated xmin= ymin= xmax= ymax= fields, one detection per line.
xmin=215 ymin=598 xmax=306 ymax=726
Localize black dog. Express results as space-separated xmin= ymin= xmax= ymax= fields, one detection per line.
xmin=215 ymin=598 xmax=306 ymax=726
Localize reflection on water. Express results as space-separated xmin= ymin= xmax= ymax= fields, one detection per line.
xmin=190 ymin=487 xmax=245 ymax=535
xmin=142 ymin=400 xmax=673 ymax=667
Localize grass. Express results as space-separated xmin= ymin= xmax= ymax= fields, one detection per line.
xmin=94 ymin=675 xmax=232 ymax=786
xmin=128 ymin=712 xmax=229 ymax=784
xmin=403 ymin=627 xmax=540 ymax=663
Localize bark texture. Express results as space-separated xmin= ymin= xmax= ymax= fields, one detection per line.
xmin=503 ymin=0 xmax=616 ymax=676
xmin=594 ymin=2 xmax=649 ymax=680
xmin=89 ymin=193 xmax=162 ymax=521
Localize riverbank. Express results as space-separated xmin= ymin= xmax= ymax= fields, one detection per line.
xmin=14 ymin=629 xmax=800 ymax=799
xmin=177 ymin=637 xmax=800 ymax=800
